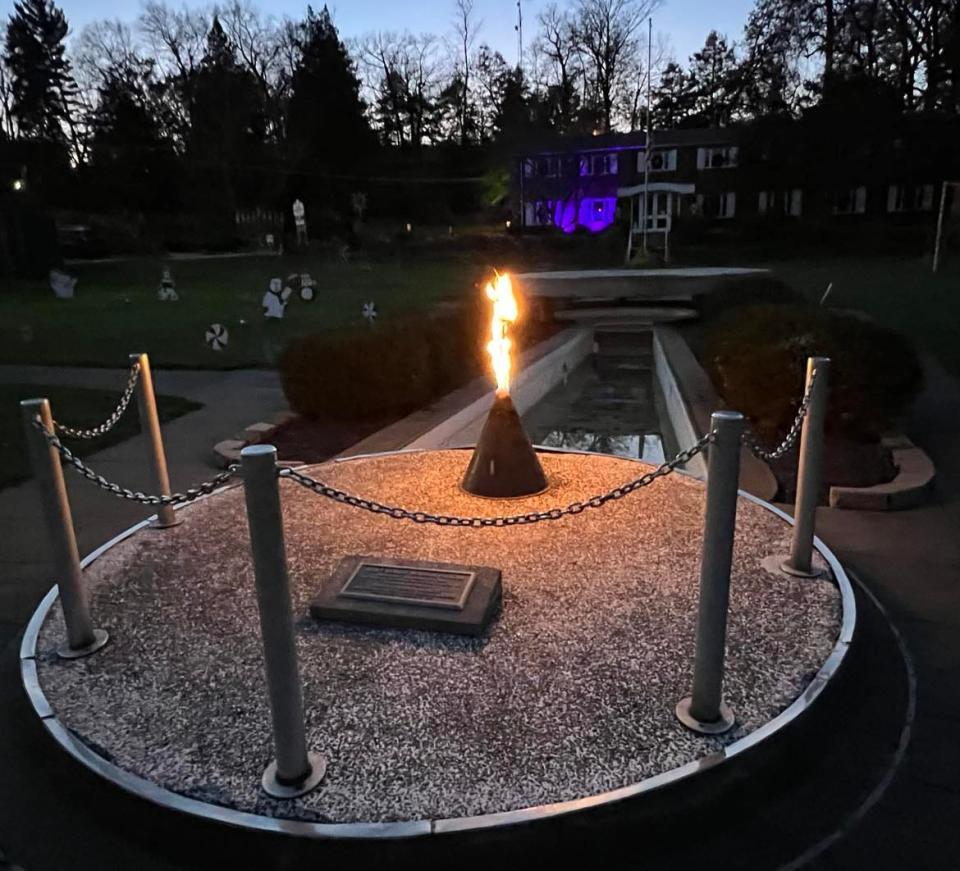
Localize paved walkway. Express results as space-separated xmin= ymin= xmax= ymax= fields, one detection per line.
xmin=804 ymin=357 xmax=960 ymax=869
xmin=0 ymin=365 xmax=286 ymax=649
xmin=0 ymin=360 xmax=957 ymax=868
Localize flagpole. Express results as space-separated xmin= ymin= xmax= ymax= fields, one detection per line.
xmin=642 ymin=16 xmax=653 ymax=254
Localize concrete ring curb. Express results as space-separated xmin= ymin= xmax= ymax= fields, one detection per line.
xmin=20 ymin=451 xmax=856 ymax=840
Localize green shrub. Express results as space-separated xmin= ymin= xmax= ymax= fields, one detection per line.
xmin=280 ymin=289 xmax=557 ymax=422
xmin=697 ymin=275 xmax=805 ymax=322
xmin=705 ymin=303 xmax=923 ymax=441
xmin=280 ymin=299 xmax=491 ymax=421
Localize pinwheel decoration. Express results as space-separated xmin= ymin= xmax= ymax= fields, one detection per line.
xmin=205 ymin=323 xmax=229 ymax=351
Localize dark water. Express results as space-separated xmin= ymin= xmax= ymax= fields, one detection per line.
xmin=523 ymin=331 xmax=676 ymax=462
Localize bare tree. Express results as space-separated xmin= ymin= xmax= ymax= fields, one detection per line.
xmin=220 ymin=0 xmax=287 ymax=137
xmin=0 ymin=62 xmax=15 ymax=138
xmin=139 ymin=1 xmax=210 ymax=80
xmin=450 ymin=0 xmax=481 ymax=144
xmin=569 ymin=0 xmax=661 ymax=131
xmin=357 ymin=31 xmax=444 ymax=147
xmin=535 ymin=2 xmax=583 ymax=130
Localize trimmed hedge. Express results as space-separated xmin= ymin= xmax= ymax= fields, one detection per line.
xmin=696 ymin=275 xmax=805 ymax=322
xmin=279 ymin=293 xmax=555 ymax=422
xmin=705 ymin=303 xmax=923 ymax=441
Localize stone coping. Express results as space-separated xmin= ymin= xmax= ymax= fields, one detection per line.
xmin=653 ymin=326 xmax=779 ymax=500
xmin=22 ymin=449 xmax=854 ymax=840
xmin=830 ymin=434 xmax=936 ymax=511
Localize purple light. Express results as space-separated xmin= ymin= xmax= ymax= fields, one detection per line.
xmin=578 ymin=197 xmax=617 ymax=232
xmin=549 ymin=195 xmax=616 ymax=233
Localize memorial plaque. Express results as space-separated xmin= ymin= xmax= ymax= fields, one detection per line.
xmin=339 ymin=562 xmax=476 ymax=610
xmin=310 ymin=556 xmax=501 ymax=636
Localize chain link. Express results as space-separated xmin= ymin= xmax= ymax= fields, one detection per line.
xmin=53 ymin=360 xmax=142 ymax=440
xmin=741 ymin=367 xmax=817 ymax=462
xmin=278 ymin=433 xmax=714 ymax=527
xmin=32 ymin=417 xmax=238 ymax=506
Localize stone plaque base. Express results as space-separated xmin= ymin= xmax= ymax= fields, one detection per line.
xmin=310 ymin=556 xmax=501 ymax=636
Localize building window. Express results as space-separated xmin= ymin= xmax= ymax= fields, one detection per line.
xmin=785 ymin=188 xmax=803 ymax=216
xmin=639 ymin=148 xmax=677 ymax=172
xmin=522 ymin=156 xmax=564 ymax=178
xmin=524 ymin=199 xmax=558 ymax=227
xmin=834 ymin=186 xmax=867 ymax=215
xmin=697 ymin=192 xmax=736 ymax=219
xmin=759 ymin=189 xmax=802 ymax=217
xmin=697 ymin=145 xmax=738 ymax=170
xmin=887 ymin=184 xmax=935 ymax=213
xmin=578 ymin=197 xmax=617 ymax=231
xmin=579 ymin=152 xmax=619 ymax=176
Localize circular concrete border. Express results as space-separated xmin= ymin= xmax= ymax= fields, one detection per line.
xmin=20 ymin=449 xmax=856 ymax=840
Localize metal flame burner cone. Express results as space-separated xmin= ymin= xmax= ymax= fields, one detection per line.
xmin=461 ymin=392 xmax=548 ymax=498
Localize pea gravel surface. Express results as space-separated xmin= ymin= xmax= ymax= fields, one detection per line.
xmin=35 ymin=450 xmax=841 ymax=824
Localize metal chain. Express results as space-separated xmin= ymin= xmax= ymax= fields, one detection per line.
xmin=53 ymin=360 xmax=142 ymax=440
xmin=31 ymin=417 xmax=238 ymax=506
xmin=742 ymin=367 xmax=817 ymax=462
xmin=278 ymin=433 xmax=714 ymax=527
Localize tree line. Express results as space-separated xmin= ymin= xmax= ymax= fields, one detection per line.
xmin=1 ymin=0 xmax=957 ymax=224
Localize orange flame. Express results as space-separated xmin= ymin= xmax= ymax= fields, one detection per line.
xmin=485 ymin=272 xmax=518 ymax=395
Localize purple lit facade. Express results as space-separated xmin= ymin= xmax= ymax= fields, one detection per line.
xmin=513 ymin=124 xmax=947 ymax=246
xmin=519 ymin=142 xmax=642 ymax=234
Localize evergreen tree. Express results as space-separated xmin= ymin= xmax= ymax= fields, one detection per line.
xmin=651 ymin=61 xmax=695 ymax=127
xmin=686 ymin=32 xmax=742 ymax=126
xmin=3 ymin=0 xmax=76 ymax=142
xmin=86 ymin=60 xmax=177 ymax=212
xmin=182 ymin=15 xmax=268 ymax=221
xmin=286 ymin=5 xmax=373 ymax=196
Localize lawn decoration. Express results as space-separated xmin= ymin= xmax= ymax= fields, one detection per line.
xmin=299 ymin=273 xmax=317 ymax=302
xmin=158 ymin=267 xmax=179 ymax=302
xmin=49 ymin=269 xmax=77 ymax=299
xmin=362 ymin=301 xmax=378 ymax=326
xmin=263 ymin=277 xmax=292 ymax=319
xmin=293 ymin=199 xmax=308 ymax=245
xmin=205 ymin=324 xmax=229 ymax=351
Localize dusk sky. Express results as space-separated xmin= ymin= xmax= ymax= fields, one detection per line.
xmin=7 ymin=0 xmax=756 ymax=67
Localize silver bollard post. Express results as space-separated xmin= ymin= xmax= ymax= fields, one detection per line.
xmin=241 ymin=444 xmax=325 ymax=799
xmin=676 ymin=410 xmax=744 ymax=735
xmin=131 ymin=353 xmax=181 ymax=529
xmin=782 ymin=357 xmax=830 ymax=578
xmin=21 ymin=399 xmax=109 ymax=659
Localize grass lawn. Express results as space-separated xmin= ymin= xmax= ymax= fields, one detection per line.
xmin=762 ymin=255 xmax=960 ymax=377
xmin=0 ymin=384 xmax=202 ymax=490
xmin=0 ymin=253 xmax=488 ymax=369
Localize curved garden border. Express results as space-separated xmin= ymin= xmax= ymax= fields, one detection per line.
xmin=20 ymin=449 xmax=856 ymax=840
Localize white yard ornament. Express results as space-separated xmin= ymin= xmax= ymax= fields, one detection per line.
xmin=205 ymin=324 xmax=229 ymax=351
xmin=299 ymin=272 xmax=316 ymax=301
xmin=158 ymin=267 xmax=178 ymax=301
xmin=262 ymin=277 xmax=292 ymax=319
xmin=292 ymin=199 xmax=308 ymax=245
xmin=362 ymin=301 xmax=378 ymax=325
xmin=49 ymin=269 xmax=77 ymax=299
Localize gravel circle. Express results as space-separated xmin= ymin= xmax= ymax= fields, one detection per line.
xmin=36 ymin=450 xmax=841 ymax=824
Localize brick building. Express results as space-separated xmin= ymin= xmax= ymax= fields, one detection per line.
xmin=513 ymin=120 xmax=956 ymax=256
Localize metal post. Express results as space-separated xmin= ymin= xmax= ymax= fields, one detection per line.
xmin=676 ymin=410 xmax=743 ymax=735
xmin=932 ymin=180 xmax=948 ymax=273
xmin=131 ymin=353 xmax=180 ymax=528
xmin=782 ymin=357 xmax=831 ymax=578
xmin=20 ymin=399 xmax=109 ymax=659
xmin=241 ymin=444 xmax=325 ymax=799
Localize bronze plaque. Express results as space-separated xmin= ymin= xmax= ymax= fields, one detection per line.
xmin=339 ymin=562 xmax=476 ymax=611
